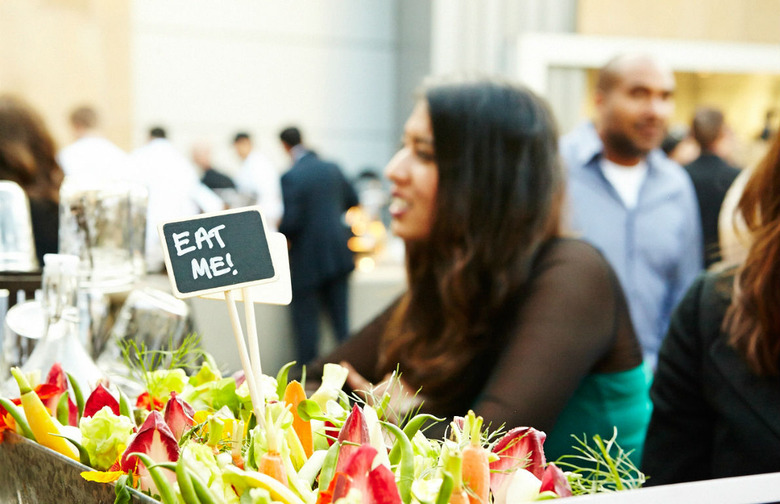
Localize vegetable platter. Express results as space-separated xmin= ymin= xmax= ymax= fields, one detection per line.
xmin=0 ymin=344 xmax=642 ymax=504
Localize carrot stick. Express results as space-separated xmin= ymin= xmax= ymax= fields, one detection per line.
xmin=258 ymin=450 xmax=288 ymax=487
xmin=449 ymin=489 xmax=470 ymax=504
xmin=284 ymin=380 xmax=313 ymax=457
xmin=257 ymin=404 xmax=290 ymax=487
xmin=461 ymin=411 xmax=490 ymax=504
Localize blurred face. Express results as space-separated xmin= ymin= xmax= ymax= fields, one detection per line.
xmin=234 ymin=138 xmax=252 ymax=160
xmin=385 ymin=101 xmax=438 ymax=242
xmin=597 ymin=58 xmax=675 ymax=165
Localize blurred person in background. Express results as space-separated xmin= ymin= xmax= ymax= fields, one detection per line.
xmin=192 ymin=140 xmax=236 ymax=191
xmin=131 ymin=127 xmax=224 ymax=272
xmin=308 ymin=79 xmax=651 ymax=463
xmin=661 ymin=125 xmax=699 ymax=166
xmin=684 ymin=107 xmax=740 ymax=268
xmin=233 ymin=132 xmax=283 ymax=229
xmin=561 ymin=53 xmax=702 ymax=369
xmin=353 ymin=169 xmax=389 ymax=225
xmin=719 ymin=108 xmax=780 ymax=267
xmin=278 ymin=126 xmax=358 ymax=365
xmin=642 ymin=126 xmax=780 ymax=483
xmin=0 ymin=95 xmax=63 ymax=265
xmin=58 ymin=105 xmax=132 ymax=180
xmin=192 ymin=140 xmax=239 ymax=208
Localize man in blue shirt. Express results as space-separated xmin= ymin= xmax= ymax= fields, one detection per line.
xmin=561 ymin=54 xmax=702 ymax=368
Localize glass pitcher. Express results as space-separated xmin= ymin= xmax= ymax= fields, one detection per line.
xmin=12 ymin=254 xmax=104 ymax=394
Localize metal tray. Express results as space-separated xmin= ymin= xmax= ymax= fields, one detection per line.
xmin=0 ymin=431 xmax=158 ymax=504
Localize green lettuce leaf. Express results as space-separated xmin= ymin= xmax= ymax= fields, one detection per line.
xmin=79 ymin=406 xmax=135 ymax=470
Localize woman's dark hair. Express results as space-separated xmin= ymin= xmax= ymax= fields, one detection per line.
xmin=380 ymin=80 xmax=564 ymax=399
xmin=0 ymin=95 xmax=63 ymax=203
xmin=726 ymin=127 xmax=780 ymax=375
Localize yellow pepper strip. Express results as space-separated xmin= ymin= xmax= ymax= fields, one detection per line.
xmin=10 ymin=368 xmax=78 ymax=461
xmin=81 ymin=470 xmax=126 ymax=483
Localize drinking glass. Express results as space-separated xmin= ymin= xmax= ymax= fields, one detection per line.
xmin=0 ymin=181 xmax=39 ymax=272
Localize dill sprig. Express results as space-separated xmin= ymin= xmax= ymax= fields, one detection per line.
xmin=349 ymin=366 xmax=426 ymax=428
xmin=120 ymin=332 xmax=206 ymax=392
xmin=554 ymin=428 xmax=646 ymax=495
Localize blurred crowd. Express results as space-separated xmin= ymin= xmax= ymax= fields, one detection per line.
xmin=2 ymin=50 xmax=780 ymax=488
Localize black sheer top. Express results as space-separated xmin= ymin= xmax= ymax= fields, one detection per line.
xmin=309 ymin=238 xmax=642 ymax=437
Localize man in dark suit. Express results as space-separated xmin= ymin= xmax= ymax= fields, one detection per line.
xmin=684 ymin=107 xmax=741 ymax=268
xmin=278 ymin=126 xmax=359 ymax=365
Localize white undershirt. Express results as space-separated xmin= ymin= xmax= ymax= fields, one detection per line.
xmin=600 ymin=158 xmax=648 ymax=209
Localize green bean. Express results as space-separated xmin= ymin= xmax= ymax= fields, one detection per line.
xmin=275 ymin=361 xmax=297 ymax=399
xmin=114 ymin=474 xmax=132 ymax=504
xmin=318 ymin=441 xmax=340 ymax=492
xmin=176 ymin=456 xmax=201 ymax=504
xmin=65 ymin=372 xmax=85 ymax=421
xmin=388 ymin=413 xmax=443 ymax=465
xmin=381 ymin=421 xmax=414 ymax=504
xmin=190 ymin=469 xmax=221 ymax=504
xmin=56 ymin=392 xmax=70 ymax=426
xmin=0 ymin=397 xmax=35 ymax=440
xmin=435 ymin=471 xmax=454 ymax=504
xmin=53 ymin=433 xmax=91 ymax=466
xmin=129 ymin=453 xmax=177 ymax=504
xmin=117 ymin=387 xmax=135 ymax=427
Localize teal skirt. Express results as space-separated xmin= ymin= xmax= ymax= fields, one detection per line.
xmin=543 ymin=363 xmax=652 ymax=467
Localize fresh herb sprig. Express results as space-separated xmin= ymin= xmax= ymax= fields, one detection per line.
xmin=120 ymin=332 xmax=206 ymax=392
xmin=554 ymin=428 xmax=646 ymax=494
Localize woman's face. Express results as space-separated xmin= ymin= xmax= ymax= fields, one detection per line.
xmin=385 ymin=101 xmax=439 ymax=242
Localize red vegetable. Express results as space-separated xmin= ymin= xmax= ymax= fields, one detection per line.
xmin=330 ymin=444 xmax=401 ymax=504
xmin=163 ymin=391 xmax=195 ymax=441
xmin=540 ymin=462 xmax=572 ymax=497
xmin=324 ymin=420 xmax=339 ymax=446
xmin=120 ymin=411 xmax=180 ymax=493
xmin=490 ymin=426 xmax=547 ymax=494
xmin=136 ymin=391 xmax=165 ymax=412
xmin=334 ymin=404 xmax=370 ymax=475
xmin=83 ymin=382 xmax=120 ymax=418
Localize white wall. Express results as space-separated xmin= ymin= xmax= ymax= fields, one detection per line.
xmin=132 ymin=0 xmax=399 ymax=178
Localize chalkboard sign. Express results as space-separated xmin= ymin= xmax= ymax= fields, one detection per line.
xmin=159 ymin=207 xmax=276 ymax=298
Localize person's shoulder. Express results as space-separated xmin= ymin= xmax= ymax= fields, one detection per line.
xmin=671 ymin=267 xmax=734 ymax=345
xmin=649 ymin=150 xmax=699 ymax=194
xmin=539 ymin=237 xmax=612 ymax=274
xmin=699 ymin=266 xmax=735 ymax=305
xmin=559 ymin=122 xmax=599 ymax=164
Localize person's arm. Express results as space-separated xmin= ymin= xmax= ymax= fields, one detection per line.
xmin=278 ymin=173 xmax=303 ymax=237
xmin=641 ymin=275 xmax=713 ymax=485
xmin=472 ymin=242 xmax=624 ymax=433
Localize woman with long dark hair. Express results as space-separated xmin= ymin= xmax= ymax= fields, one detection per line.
xmin=311 ymin=79 xmax=649 ymax=461
xmin=0 ymin=95 xmax=63 ymax=265
xmin=642 ymin=127 xmax=780 ymax=483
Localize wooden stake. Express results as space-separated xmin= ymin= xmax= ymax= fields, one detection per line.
xmin=224 ymin=289 xmax=264 ymax=427
xmin=242 ymin=286 xmax=264 ymax=410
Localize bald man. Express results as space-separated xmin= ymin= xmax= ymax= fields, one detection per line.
xmin=560 ymin=54 xmax=702 ymax=368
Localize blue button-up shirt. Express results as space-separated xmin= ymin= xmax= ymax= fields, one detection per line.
xmin=561 ymin=122 xmax=702 ymax=368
